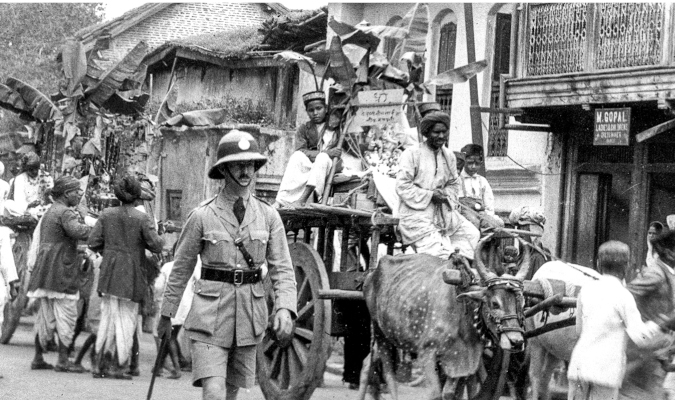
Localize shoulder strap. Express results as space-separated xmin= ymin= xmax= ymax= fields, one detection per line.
xmin=252 ymin=195 xmax=271 ymax=207
xmin=199 ymin=196 xmax=217 ymax=207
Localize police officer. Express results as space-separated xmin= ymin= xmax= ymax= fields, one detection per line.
xmin=157 ymin=130 xmax=297 ymax=400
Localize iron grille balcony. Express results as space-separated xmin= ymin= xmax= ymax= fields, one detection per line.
xmin=523 ymin=3 xmax=667 ymax=77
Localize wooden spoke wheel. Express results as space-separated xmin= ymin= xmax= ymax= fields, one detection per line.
xmin=455 ymin=342 xmax=511 ymax=400
xmin=257 ymin=242 xmax=332 ymax=400
xmin=1 ymin=232 xmax=32 ymax=344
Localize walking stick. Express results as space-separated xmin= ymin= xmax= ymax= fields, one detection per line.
xmin=147 ymin=334 xmax=169 ymax=400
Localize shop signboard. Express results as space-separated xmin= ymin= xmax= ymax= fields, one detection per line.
xmin=353 ymin=89 xmax=404 ymax=127
xmin=594 ymin=108 xmax=631 ymax=146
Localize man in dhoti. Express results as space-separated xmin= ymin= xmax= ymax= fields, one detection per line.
xmin=27 ymin=176 xmax=91 ymax=372
xmin=274 ymin=90 xmax=345 ymax=207
xmin=395 ymin=111 xmax=480 ymax=260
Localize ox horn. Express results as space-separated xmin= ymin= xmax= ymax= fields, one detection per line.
xmin=515 ymin=237 xmax=532 ymax=281
xmin=474 ymin=234 xmax=497 ymax=282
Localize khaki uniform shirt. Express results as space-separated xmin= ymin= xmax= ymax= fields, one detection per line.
xmin=161 ymin=191 xmax=297 ymax=348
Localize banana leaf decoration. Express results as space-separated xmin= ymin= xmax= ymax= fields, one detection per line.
xmin=5 ymin=78 xmax=62 ymax=122
xmin=391 ymin=3 xmax=430 ymax=69
xmin=354 ymin=21 xmax=409 ymax=41
xmin=273 ymin=50 xmax=323 ymax=91
xmin=327 ymin=36 xmax=356 ymax=94
xmin=328 ymin=17 xmax=380 ymax=51
xmin=85 ymin=41 xmax=149 ymax=107
xmin=0 ymin=83 xmax=28 ymax=116
xmin=61 ymin=38 xmax=87 ymax=98
xmin=425 ymin=60 xmax=489 ymax=86
xmin=120 ymin=63 xmax=148 ymax=91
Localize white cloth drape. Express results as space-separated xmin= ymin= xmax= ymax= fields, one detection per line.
xmin=95 ymin=294 xmax=139 ymax=365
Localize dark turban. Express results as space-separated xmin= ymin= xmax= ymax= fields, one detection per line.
xmin=22 ymin=152 xmax=40 ymax=172
xmin=419 ymin=111 xmax=450 ymax=137
xmin=113 ymin=175 xmax=142 ymax=204
xmin=52 ymin=176 xmax=81 ymax=198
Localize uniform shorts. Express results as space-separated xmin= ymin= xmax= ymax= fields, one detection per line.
xmin=191 ymin=340 xmax=257 ymax=388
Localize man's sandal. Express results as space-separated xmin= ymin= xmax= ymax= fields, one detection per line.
xmin=30 ymin=361 xmax=54 ymax=370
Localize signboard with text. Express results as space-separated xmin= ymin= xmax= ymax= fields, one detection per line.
xmin=353 ymin=89 xmax=404 ymax=127
xmin=594 ymin=108 xmax=631 ymax=146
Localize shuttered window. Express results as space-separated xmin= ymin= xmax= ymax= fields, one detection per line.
xmin=437 ymin=22 xmax=457 ymax=74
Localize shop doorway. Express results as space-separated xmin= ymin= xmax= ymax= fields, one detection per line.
xmin=571 ymin=169 xmax=631 ymax=268
xmin=565 ymin=126 xmax=675 ymax=270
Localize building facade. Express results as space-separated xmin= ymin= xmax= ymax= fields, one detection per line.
xmin=327 ymin=3 xmax=553 ymax=249
xmin=505 ymin=3 xmax=675 ymax=270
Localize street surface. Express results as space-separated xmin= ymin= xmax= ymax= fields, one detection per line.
xmin=0 ymin=318 xmax=427 ymax=400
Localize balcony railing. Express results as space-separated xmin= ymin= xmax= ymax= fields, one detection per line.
xmin=522 ymin=3 xmax=668 ymax=77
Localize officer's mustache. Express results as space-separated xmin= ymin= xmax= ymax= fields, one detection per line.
xmin=238 ymin=174 xmax=250 ymax=180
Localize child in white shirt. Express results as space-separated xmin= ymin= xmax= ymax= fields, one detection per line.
xmin=459 ymin=144 xmax=495 ymax=215
xmin=568 ymin=240 xmax=663 ymax=400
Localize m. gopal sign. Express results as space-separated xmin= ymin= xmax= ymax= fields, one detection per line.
xmin=594 ymin=108 xmax=631 ymax=146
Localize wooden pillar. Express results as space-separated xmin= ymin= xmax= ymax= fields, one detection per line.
xmin=627 ymin=142 xmax=648 ymax=280
xmin=464 ymin=3 xmax=485 ymax=176
xmin=560 ymin=132 xmax=579 ymax=262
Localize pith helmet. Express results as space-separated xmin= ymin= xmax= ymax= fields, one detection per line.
xmin=208 ymin=130 xmax=267 ymax=179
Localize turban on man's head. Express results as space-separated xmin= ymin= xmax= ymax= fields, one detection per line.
xmin=22 ymin=152 xmax=40 ymax=171
xmin=114 ymin=175 xmax=142 ymax=204
xmin=52 ymin=176 xmax=81 ymax=198
xmin=508 ymin=206 xmax=546 ymax=228
xmin=419 ymin=111 xmax=450 ymax=137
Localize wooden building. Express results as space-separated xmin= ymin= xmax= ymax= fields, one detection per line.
xmin=503 ymin=3 xmax=675 ymax=269
xmin=142 ymin=30 xmax=301 ymax=222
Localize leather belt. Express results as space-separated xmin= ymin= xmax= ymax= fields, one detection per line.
xmin=201 ymin=266 xmax=262 ymax=286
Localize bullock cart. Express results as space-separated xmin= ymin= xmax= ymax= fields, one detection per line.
xmin=256 ymin=203 xmax=400 ymax=400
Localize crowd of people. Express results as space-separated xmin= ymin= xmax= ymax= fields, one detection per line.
xmin=3 ymin=86 xmax=675 ymax=400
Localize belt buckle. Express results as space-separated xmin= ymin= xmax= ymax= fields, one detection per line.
xmin=233 ymin=269 xmax=244 ymax=286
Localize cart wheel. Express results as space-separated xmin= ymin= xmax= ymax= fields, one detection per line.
xmin=257 ymin=242 xmax=332 ymax=400
xmin=462 ymin=342 xmax=511 ymax=400
xmin=1 ymin=232 xmax=32 ymax=344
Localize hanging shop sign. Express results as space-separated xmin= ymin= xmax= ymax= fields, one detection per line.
xmin=594 ymin=108 xmax=631 ymax=146
xmin=353 ymin=89 xmax=404 ymax=127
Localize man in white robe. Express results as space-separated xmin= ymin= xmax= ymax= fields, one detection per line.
xmin=396 ymin=112 xmax=480 ymax=260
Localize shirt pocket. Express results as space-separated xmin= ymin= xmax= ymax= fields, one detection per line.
xmin=250 ymin=281 xmax=269 ymax=337
xmin=202 ymin=231 xmax=233 ymax=264
xmin=184 ymin=279 xmax=223 ymax=335
xmin=249 ymin=230 xmax=269 ymax=265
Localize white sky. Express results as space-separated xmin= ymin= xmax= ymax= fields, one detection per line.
xmin=105 ymin=0 xmax=329 ymax=20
